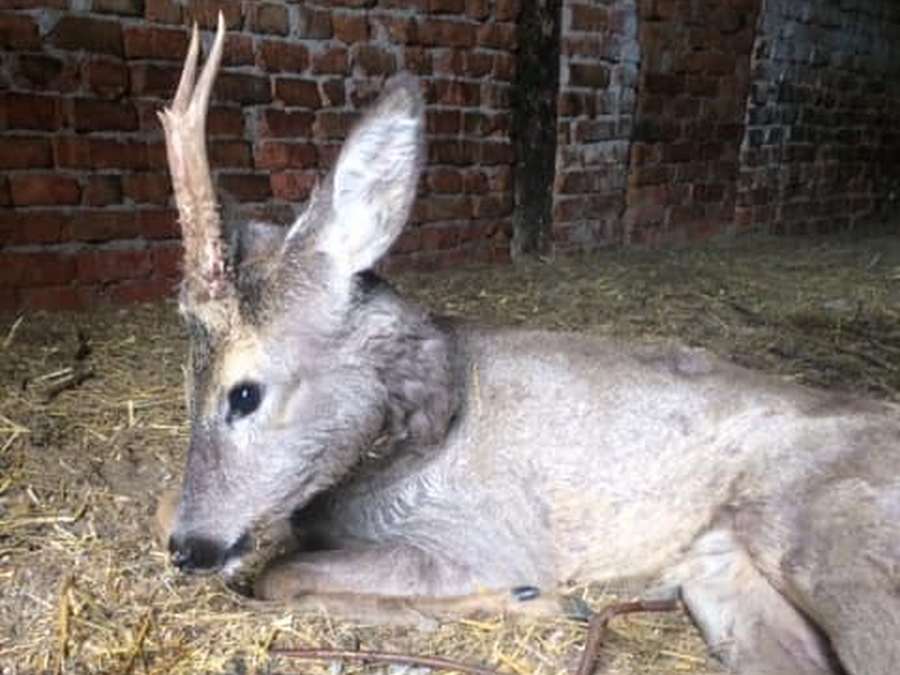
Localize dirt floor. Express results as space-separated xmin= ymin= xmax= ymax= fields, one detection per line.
xmin=2 ymin=234 xmax=900 ymax=674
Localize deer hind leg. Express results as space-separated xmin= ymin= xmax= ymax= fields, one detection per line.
xmin=254 ymin=544 xmax=580 ymax=626
xmin=775 ymin=480 xmax=900 ymax=675
xmin=665 ymin=529 xmax=840 ymax=675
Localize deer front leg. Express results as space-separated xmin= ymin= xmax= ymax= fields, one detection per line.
xmin=255 ymin=545 xmax=584 ymax=626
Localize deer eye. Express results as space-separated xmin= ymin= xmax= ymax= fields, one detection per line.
xmin=227 ymin=381 xmax=263 ymax=420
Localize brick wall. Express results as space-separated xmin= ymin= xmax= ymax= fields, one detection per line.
xmin=552 ymin=0 xmax=638 ymax=251
xmin=2 ymin=0 xmax=899 ymax=312
xmin=0 ymin=0 xmax=520 ymax=311
xmin=621 ymin=0 xmax=761 ymax=245
xmin=735 ymin=0 xmax=900 ymax=234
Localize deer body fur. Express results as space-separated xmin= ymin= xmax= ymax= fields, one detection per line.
xmin=156 ymin=15 xmax=900 ymax=675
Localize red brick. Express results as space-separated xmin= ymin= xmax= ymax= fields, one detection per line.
xmin=327 ymin=0 xmax=376 ymax=5
xmin=495 ymin=0 xmax=520 ymax=20
xmin=0 ymin=12 xmax=40 ymax=49
xmin=77 ymin=248 xmax=153 ymax=283
xmin=10 ymin=175 xmax=80 ymax=206
xmin=223 ymin=33 xmax=254 ymax=66
xmin=296 ymin=6 xmax=332 ymax=38
xmin=427 ymin=109 xmax=461 ymax=135
xmin=476 ymin=22 xmax=516 ymax=49
xmin=0 ymin=177 xmax=8 ymax=208
xmin=255 ymin=141 xmax=318 ymax=169
xmin=54 ymin=137 xmax=148 ymax=170
xmin=124 ymin=26 xmax=188 ymax=61
xmin=314 ymin=111 xmax=357 ymax=139
xmin=83 ymin=175 xmax=123 ymax=206
xmin=570 ymin=62 xmax=610 ymax=88
xmin=0 ymin=137 xmax=52 ymax=169
xmin=466 ymin=0 xmax=489 ymax=19
xmin=420 ymin=223 xmax=461 ymax=248
xmin=479 ymin=141 xmax=514 ymax=165
xmin=70 ymin=98 xmax=139 ymax=132
xmin=353 ymin=45 xmax=397 ymax=76
xmin=429 ymin=138 xmax=479 ymax=165
xmin=67 ymin=210 xmax=139 ymax=241
xmin=109 ymin=277 xmax=175 ymax=304
xmin=51 ymin=16 xmax=123 ymax=56
xmin=129 ymin=63 xmax=181 ymax=97
xmin=463 ymin=170 xmax=488 ymax=194
xmin=321 ymin=78 xmax=346 ymax=106
xmin=251 ymin=2 xmax=289 ymax=35
xmin=219 ymin=173 xmax=272 ymax=202
xmin=186 ymin=0 xmax=243 ymax=29
xmin=215 ymin=73 xmax=272 ymax=104
xmin=433 ymin=48 xmax=465 ymax=76
xmin=473 ymin=194 xmax=512 ymax=218
xmin=258 ymin=40 xmax=310 ymax=72
xmin=15 ymin=54 xmax=80 ymax=92
xmin=418 ymin=18 xmax=475 ymax=47
xmin=0 ymin=0 xmax=66 ymax=8
xmin=274 ymin=78 xmax=321 ymax=107
xmin=0 ymin=210 xmax=67 ymax=245
xmin=0 ymin=252 xmax=76 ymax=287
xmin=333 ymin=13 xmax=368 ymax=43
xmin=312 ymin=47 xmax=349 ymax=75
xmin=377 ymin=15 xmax=418 ymax=44
xmin=427 ymin=168 xmax=463 ymax=193
xmin=0 ymin=93 xmax=61 ymax=130
xmin=145 ymin=0 xmax=182 ymax=23
xmin=123 ymin=172 xmax=170 ymax=204
xmin=428 ymin=0 xmax=464 ymax=12
xmin=137 ymin=208 xmax=178 ymax=238
xmin=270 ymin=171 xmax=317 ymax=201
xmin=151 ymin=243 xmax=181 ymax=279
xmin=93 ymin=0 xmax=143 ymax=15
xmin=207 ymin=107 xmax=244 ymax=136
xmin=207 ymin=140 xmax=252 ymax=168
xmin=260 ymin=108 xmax=314 ymax=137
xmin=430 ymin=79 xmax=480 ymax=107
xmin=423 ymin=195 xmax=472 ymax=222
xmin=84 ymin=58 xmax=129 ymax=99
xmin=570 ymin=3 xmax=607 ymax=30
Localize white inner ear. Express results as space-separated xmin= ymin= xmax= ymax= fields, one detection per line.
xmin=318 ymin=115 xmax=420 ymax=275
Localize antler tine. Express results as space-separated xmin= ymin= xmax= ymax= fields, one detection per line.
xmin=158 ymin=12 xmax=235 ymax=322
xmin=171 ymin=23 xmax=200 ymax=114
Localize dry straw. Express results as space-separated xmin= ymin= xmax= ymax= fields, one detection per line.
xmin=2 ymin=236 xmax=899 ymax=674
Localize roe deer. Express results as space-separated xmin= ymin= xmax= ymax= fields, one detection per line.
xmin=156 ymin=15 xmax=900 ymax=675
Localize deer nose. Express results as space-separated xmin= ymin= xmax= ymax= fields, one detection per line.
xmin=168 ymin=534 xmax=226 ymax=572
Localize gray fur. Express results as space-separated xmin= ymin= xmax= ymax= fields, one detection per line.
xmin=159 ymin=70 xmax=900 ymax=675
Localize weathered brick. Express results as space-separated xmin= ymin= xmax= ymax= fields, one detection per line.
xmin=215 ymin=73 xmax=272 ymax=104
xmin=270 ymin=171 xmax=317 ymax=201
xmin=430 ymin=79 xmax=479 ymax=106
xmin=10 ymin=174 xmax=81 ymax=206
xmin=208 ymin=107 xmax=244 ymax=136
xmin=466 ymin=0 xmax=489 ymax=19
xmin=145 ymin=0 xmax=182 ymax=23
xmin=255 ymin=141 xmax=318 ymax=169
xmin=0 ymin=136 xmax=52 ymax=169
xmin=258 ymin=40 xmax=310 ymax=72
xmin=109 ymin=277 xmax=175 ymax=304
xmin=83 ymin=175 xmax=123 ymax=206
xmin=427 ymin=168 xmax=463 ymax=193
xmin=70 ymin=98 xmax=139 ymax=132
xmin=124 ymin=26 xmax=188 ymax=60
xmin=208 ymin=139 xmax=252 ymax=168
xmin=427 ymin=109 xmax=461 ymax=135
xmin=84 ymin=58 xmax=129 ymax=98
xmin=570 ymin=3 xmax=608 ymax=31
xmin=352 ymin=45 xmax=397 ymax=76
xmin=476 ymin=22 xmax=516 ymax=49
xmin=93 ymin=0 xmax=144 ymax=15
xmin=495 ymin=0 xmax=521 ymax=21
xmin=150 ymin=242 xmax=181 ymax=278
xmin=123 ymin=172 xmax=170 ymax=204
xmin=68 ymin=210 xmax=140 ymax=242
xmin=0 ymin=252 xmax=76 ymax=287
xmin=333 ymin=13 xmax=368 ymax=43
xmin=54 ymin=136 xmax=151 ymax=170
xmin=321 ymin=78 xmax=346 ymax=106
xmin=0 ymin=210 xmax=67 ymax=245
xmin=259 ymin=108 xmax=314 ymax=137
xmin=77 ymin=248 xmax=153 ymax=283
xmin=251 ymin=2 xmax=289 ymax=35
xmin=186 ymin=0 xmax=243 ymax=29
xmin=0 ymin=12 xmax=40 ymax=49
xmin=418 ymin=18 xmax=475 ymax=47
xmin=15 ymin=55 xmax=80 ymax=92
xmin=129 ymin=63 xmax=181 ymax=97
xmin=137 ymin=208 xmax=178 ymax=238
xmin=0 ymin=0 xmax=67 ymax=8
xmin=314 ymin=111 xmax=357 ymax=139
xmin=570 ymin=62 xmax=610 ymax=88
xmin=312 ymin=47 xmax=349 ymax=75
xmin=428 ymin=0 xmax=464 ymax=13
xmin=0 ymin=93 xmax=61 ymax=130
xmin=473 ymin=193 xmax=513 ymax=218
xmin=222 ymin=33 xmax=254 ymax=66
xmin=219 ymin=173 xmax=273 ymax=202
xmin=51 ymin=16 xmax=123 ymax=56
xmin=274 ymin=78 xmax=321 ymax=107
xmin=296 ymin=6 xmax=332 ymax=38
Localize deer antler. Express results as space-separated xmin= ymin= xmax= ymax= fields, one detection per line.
xmin=158 ymin=12 xmax=234 ymax=318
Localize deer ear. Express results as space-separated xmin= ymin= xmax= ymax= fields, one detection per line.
xmin=314 ymin=75 xmax=424 ymax=275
